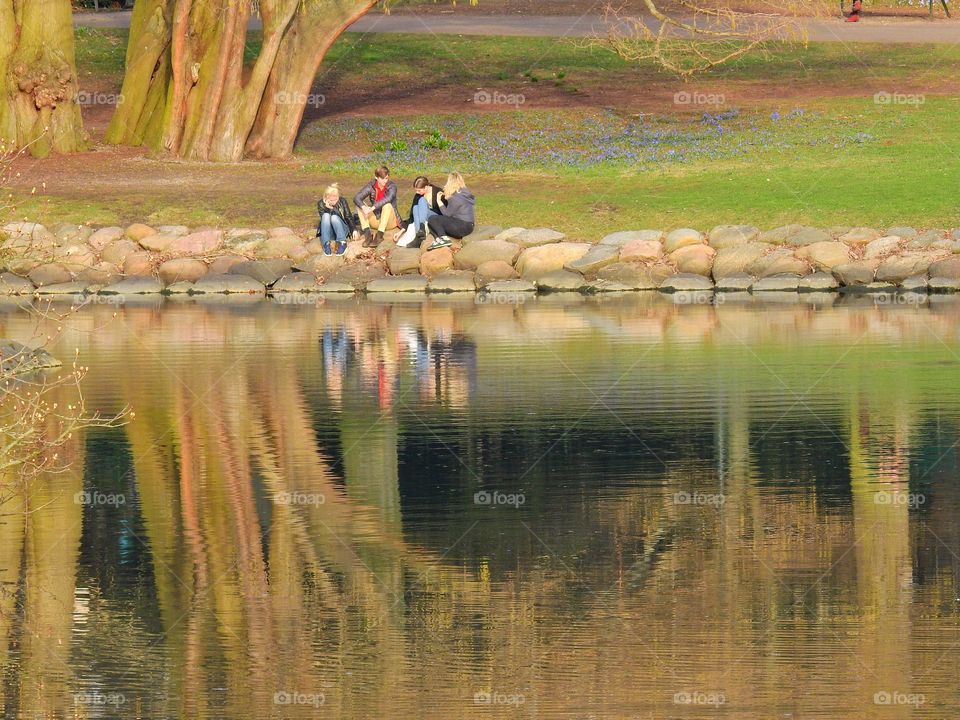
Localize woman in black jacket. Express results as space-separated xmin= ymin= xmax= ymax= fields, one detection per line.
xmin=317 ymin=183 xmax=355 ymax=256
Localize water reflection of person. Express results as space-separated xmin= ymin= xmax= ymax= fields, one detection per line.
xmin=412 ymin=328 xmax=477 ymax=408
xmin=320 ymin=325 xmax=350 ymax=407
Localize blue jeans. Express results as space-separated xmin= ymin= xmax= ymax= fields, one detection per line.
xmin=319 ymin=214 xmax=349 ymax=248
xmin=411 ymin=197 xmax=437 ymax=232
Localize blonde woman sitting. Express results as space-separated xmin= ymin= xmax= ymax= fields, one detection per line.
xmin=316 ymin=183 xmax=355 ymax=256
xmin=427 ymin=173 xmax=476 ymax=250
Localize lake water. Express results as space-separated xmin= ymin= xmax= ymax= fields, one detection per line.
xmin=2 ymin=292 xmax=960 ymax=719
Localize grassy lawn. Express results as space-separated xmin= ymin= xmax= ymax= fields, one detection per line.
xmin=10 ymin=28 xmax=960 ymax=237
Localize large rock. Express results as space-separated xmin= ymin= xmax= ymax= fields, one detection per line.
xmin=620 ymin=239 xmax=664 ymax=262
xmin=752 ymin=274 xmax=802 ymax=292
xmin=886 ymin=226 xmax=917 ymax=239
xmin=833 ymin=260 xmax=878 ymax=286
xmin=295 ymin=254 xmax=345 ymax=278
xmin=598 ymin=262 xmax=672 ymax=290
xmin=484 ymin=279 xmax=536 ymax=294
xmin=28 ymin=263 xmax=71 ymax=287
xmin=659 ymin=273 xmax=714 ymax=292
xmin=839 ymin=227 xmax=881 ymax=245
xmin=536 ymin=270 xmax=587 ymax=292
xmin=54 ymin=244 xmax=97 ymax=271
xmin=125 ymin=223 xmax=157 ymax=241
xmin=907 ymin=229 xmax=947 ymax=249
xmin=428 ymin=270 xmax=476 ymax=292
xmin=863 ymin=236 xmax=903 ymax=259
xmin=328 ymin=264 xmax=387 ymax=289
xmin=419 ymin=247 xmax=455 ymax=277
xmin=100 ymin=239 xmax=140 ymax=265
xmin=208 ymin=255 xmax=247 ymax=275
xmin=223 ymin=231 xmax=267 ymax=254
xmin=759 ymin=224 xmax=804 ymax=245
xmin=0 ymin=273 xmax=34 ymax=294
xmin=748 ymin=248 xmax=809 ymax=278
xmin=101 ymin=277 xmax=164 ymax=294
xmin=257 ymin=234 xmax=301 ymax=258
xmin=191 ymin=273 xmax=266 ymax=294
xmin=87 ymin=226 xmax=124 ymax=251
xmin=138 ymin=232 xmax=180 ymax=252
xmin=875 ymin=253 xmax=942 ymax=283
xmin=388 ymin=247 xmax=422 ymax=275
xmin=158 ymin=258 xmax=207 ymax=284
xmin=928 ymin=256 xmax=960 ymax=280
xmin=268 ymin=226 xmax=295 ymax=237
xmin=715 ymin=273 xmax=754 ymax=291
xmin=34 ymin=281 xmax=87 ymax=296
xmin=565 ymin=245 xmax=619 ymax=274
xmin=366 ymin=275 xmax=429 ymax=293
xmin=273 ymin=272 xmax=323 ymax=292
xmin=670 ymin=244 xmax=715 ymax=276
xmin=229 ymin=259 xmax=292 ymax=285
xmin=711 ymin=243 xmax=771 ymax=279
xmin=795 ymin=241 xmax=852 ymax=270
xmin=786 ymin=227 xmax=831 ymax=246
xmin=475 ymin=260 xmax=517 ymax=286
xmin=494 ymin=227 xmax=525 ymax=241
xmin=600 ymin=230 xmax=663 ymax=247
xmin=510 ymin=228 xmax=565 ymax=247
xmin=157 ymin=225 xmax=190 ymax=236
xmin=708 ymin=224 xmax=759 ymax=249
xmin=929 ymin=276 xmax=960 ymax=292
xmin=664 ymin=228 xmax=703 ymax=252
xmin=461 ymin=225 xmax=502 ymax=243
xmin=169 ymin=229 xmax=223 ymax=255
xmin=800 ymin=271 xmax=840 ymax=291
xmin=52 ymin=223 xmax=93 ymax=245
xmin=454 ymin=239 xmax=521 ymax=270
xmin=515 ymin=242 xmax=591 ymax=280
xmin=77 ymin=262 xmax=121 ymax=286
xmin=123 ymin=252 xmax=155 ymax=276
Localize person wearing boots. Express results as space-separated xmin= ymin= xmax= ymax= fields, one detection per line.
xmin=354 ymin=166 xmax=400 ymax=248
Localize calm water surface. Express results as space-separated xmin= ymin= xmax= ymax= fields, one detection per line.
xmin=2 ymin=293 xmax=960 ymax=719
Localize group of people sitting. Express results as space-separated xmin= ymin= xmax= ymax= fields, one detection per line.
xmin=316 ymin=166 xmax=476 ymax=256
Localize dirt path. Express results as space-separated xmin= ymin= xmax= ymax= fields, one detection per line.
xmin=74 ymin=9 xmax=960 ymax=43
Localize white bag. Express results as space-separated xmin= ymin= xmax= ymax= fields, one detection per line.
xmin=396 ymin=224 xmax=417 ymax=247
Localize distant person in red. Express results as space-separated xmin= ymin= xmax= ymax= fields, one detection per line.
xmin=847 ymin=0 xmax=862 ymax=21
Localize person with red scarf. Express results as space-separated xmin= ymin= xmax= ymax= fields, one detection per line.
xmin=354 ymin=166 xmax=400 ymax=248
xmin=846 ymin=0 xmax=863 ymax=21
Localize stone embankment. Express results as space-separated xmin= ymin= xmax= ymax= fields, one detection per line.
xmin=3 ymin=222 xmax=960 ymax=298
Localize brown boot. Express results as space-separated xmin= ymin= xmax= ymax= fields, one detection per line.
xmin=362 ymin=228 xmax=376 ymax=248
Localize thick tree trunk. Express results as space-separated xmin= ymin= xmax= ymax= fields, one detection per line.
xmin=0 ymin=0 xmax=87 ymax=157
xmin=108 ymin=0 xmax=375 ymax=162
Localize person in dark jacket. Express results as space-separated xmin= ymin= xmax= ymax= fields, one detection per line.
xmin=316 ymin=183 xmax=355 ymax=256
xmin=354 ymin=165 xmax=400 ymax=248
xmin=398 ymin=176 xmax=445 ymax=248
xmin=427 ymin=173 xmax=475 ymax=250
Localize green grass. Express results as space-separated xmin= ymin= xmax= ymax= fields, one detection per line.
xmin=31 ymin=28 xmax=960 ymax=235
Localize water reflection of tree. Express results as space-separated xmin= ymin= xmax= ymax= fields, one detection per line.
xmin=1 ymin=298 xmax=960 ymax=717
